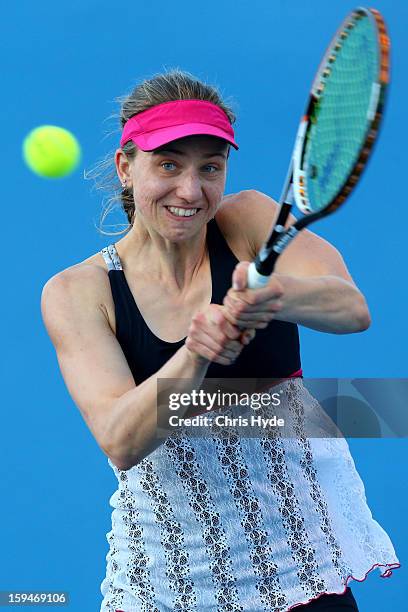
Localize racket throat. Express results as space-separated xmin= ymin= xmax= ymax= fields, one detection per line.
xmin=253 ymin=227 xmax=299 ymax=278
xmin=272 ymin=226 xmax=299 ymax=254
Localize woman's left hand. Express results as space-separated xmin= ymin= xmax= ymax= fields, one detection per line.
xmin=223 ymin=261 xmax=285 ymax=330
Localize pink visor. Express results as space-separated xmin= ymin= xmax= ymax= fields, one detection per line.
xmin=120 ymin=99 xmax=239 ymax=151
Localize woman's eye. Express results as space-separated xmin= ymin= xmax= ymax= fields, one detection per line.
xmin=160 ymin=162 xmax=219 ymax=173
xmin=161 ymin=162 xmax=176 ymax=171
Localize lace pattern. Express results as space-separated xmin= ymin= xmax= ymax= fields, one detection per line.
xmin=100 ymin=378 xmax=400 ymax=611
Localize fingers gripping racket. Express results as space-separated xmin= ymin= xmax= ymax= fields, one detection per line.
xmin=247 ymin=7 xmax=390 ymax=290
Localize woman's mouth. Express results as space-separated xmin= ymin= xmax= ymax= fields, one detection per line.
xmin=165 ymin=206 xmax=200 ymax=219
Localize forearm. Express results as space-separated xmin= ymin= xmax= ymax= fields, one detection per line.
xmin=274 ymin=274 xmax=371 ymax=334
xmin=105 ymin=346 xmax=209 ymax=470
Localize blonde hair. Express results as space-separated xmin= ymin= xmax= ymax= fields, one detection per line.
xmin=84 ymin=67 xmax=238 ymax=236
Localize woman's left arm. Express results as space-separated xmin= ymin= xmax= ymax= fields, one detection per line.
xmin=221 ymin=190 xmax=371 ymax=335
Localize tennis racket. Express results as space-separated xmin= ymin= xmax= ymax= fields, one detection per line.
xmin=247 ymin=6 xmax=390 ymax=290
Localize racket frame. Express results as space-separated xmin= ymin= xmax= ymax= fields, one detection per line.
xmin=250 ymin=7 xmax=390 ymax=285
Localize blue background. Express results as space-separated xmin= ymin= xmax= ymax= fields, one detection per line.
xmin=2 ymin=0 xmax=405 ymax=610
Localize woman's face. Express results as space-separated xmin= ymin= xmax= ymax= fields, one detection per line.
xmin=117 ymin=135 xmax=230 ymax=241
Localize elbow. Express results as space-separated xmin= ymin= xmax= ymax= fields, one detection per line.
xmin=102 ymin=400 xmax=140 ymax=471
xmin=106 ymin=448 xmax=137 ymax=471
xmin=358 ymin=309 xmax=371 ymax=332
xmin=106 ymin=433 xmax=145 ymax=470
xmin=116 ymin=460 xmax=135 ymax=471
xmin=353 ymin=296 xmax=371 ymax=332
xmin=109 ymin=440 xmax=162 ymax=470
xmin=106 ymin=435 xmax=139 ymax=470
xmin=103 ymin=433 xmax=138 ymax=471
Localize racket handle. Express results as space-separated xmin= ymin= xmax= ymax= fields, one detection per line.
xmin=247 ymin=261 xmax=271 ymax=289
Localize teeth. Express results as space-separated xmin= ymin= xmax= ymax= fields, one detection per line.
xmin=168 ymin=207 xmax=198 ymax=217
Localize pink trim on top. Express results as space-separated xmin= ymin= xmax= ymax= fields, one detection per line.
xmin=288 ymin=561 xmax=401 ymax=610
xmin=185 ymin=369 xmax=304 ymax=418
xmin=114 ymin=562 xmax=401 ymax=611
xmin=289 ymin=368 xmax=303 ymax=377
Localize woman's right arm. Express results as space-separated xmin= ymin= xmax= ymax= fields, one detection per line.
xmin=41 ymin=265 xmax=250 ymax=470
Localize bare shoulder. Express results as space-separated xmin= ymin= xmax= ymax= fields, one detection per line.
xmin=41 ymin=259 xmax=109 ymax=304
xmin=218 ymin=189 xmax=278 ymax=215
xmin=215 ymin=189 xmax=274 ymax=260
xmin=217 ymin=189 xmax=279 ymax=249
xmin=217 ymin=189 xmax=352 ymax=279
xmin=217 ymin=189 xmax=275 ymax=220
xmin=41 ymin=256 xmax=114 ymax=339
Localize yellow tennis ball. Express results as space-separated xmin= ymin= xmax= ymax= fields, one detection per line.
xmin=22 ymin=125 xmax=81 ymax=178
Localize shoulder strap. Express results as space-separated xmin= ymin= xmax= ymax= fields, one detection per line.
xmin=100 ymin=244 xmax=123 ymax=271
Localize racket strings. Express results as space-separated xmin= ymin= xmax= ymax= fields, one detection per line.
xmin=305 ymin=15 xmax=379 ymax=210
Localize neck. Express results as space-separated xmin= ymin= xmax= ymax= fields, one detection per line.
xmin=115 ymin=218 xmax=210 ymax=294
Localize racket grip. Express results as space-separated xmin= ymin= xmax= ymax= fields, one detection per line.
xmin=247 ymin=261 xmax=270 ymax=289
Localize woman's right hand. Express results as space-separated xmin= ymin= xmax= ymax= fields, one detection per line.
xmin=185 ymin=303 xmax=256 ymax=366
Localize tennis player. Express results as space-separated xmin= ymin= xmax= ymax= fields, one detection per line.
xmin=41 ymin=69 xmax=400 ymax=611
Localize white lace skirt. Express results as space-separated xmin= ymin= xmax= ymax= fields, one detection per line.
xmin=100 ymin=377 xmax=401 ymax=611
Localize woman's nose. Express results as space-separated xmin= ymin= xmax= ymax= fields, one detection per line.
xmin=175 ymin=172 xmax=203 ymax=202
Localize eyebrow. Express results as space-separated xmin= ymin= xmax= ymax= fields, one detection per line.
xmin=152 ymin=147 xmax=227 ymax=159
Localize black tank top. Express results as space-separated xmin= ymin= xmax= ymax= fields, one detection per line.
xmin=100 ymin=218 xmax=302 ymax=384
